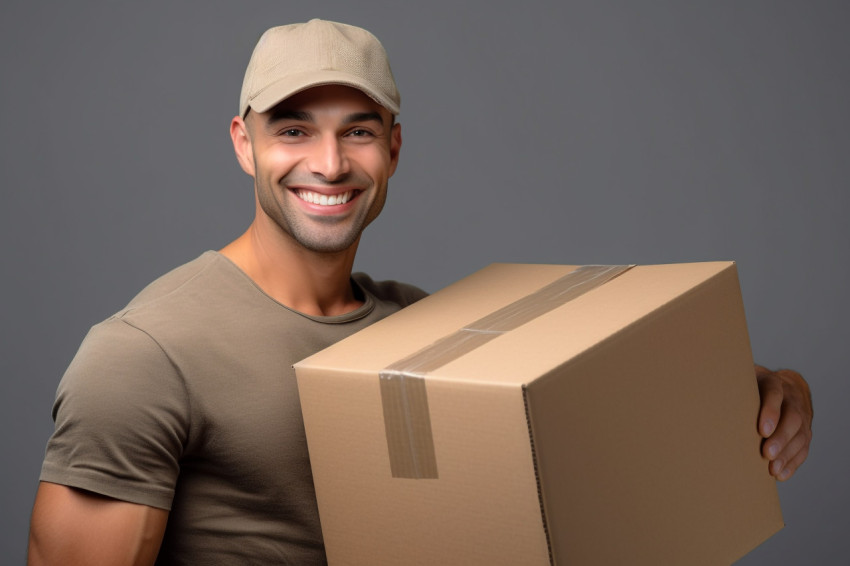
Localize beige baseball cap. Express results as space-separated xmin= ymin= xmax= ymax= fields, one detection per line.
xmin=239 ymin=19 xmax=400 ymax=117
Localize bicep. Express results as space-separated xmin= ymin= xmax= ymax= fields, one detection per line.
xmin=28 ymin=481 xmax=168 ymax=566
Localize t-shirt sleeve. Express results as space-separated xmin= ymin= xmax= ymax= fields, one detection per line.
xmin=39 ymin=317 xmax=190 ymax=510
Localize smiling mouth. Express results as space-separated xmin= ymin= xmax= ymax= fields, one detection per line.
xmin=295 ymin=189 xmax=358 ymax=206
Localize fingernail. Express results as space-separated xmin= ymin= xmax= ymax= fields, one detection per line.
xmin=762 ymin=420 xmax=775 ymax=436
xmin=767 ymin=444 xmax=779 ymax=459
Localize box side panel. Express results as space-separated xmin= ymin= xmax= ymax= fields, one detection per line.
xmin=296 ymin=367 xmax=550 ymax=566
xmin=526 ymin=265 xmax=783 ymax=565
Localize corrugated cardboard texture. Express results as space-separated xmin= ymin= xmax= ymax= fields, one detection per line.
xmin=295 ymin=262 xmax=783 ymax=566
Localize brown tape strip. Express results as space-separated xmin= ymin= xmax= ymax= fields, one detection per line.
xmin=379 ymin=374 xmax=438 ymax=479
xmin=380 ymin=264 xmax=633 ymax=479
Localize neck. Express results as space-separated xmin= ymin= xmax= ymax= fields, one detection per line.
xmin=220 ymin=216 xmax=362 ymax=317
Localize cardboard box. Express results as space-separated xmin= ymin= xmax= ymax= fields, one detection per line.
xmin=295 ymin=262 xmax=783 ymax=565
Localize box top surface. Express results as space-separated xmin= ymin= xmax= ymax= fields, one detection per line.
xmin=295 ymin=261 xmax=736 ymax=386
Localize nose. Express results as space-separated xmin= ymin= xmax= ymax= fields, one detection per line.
xmin=307 ymin=135 xmax=350 ymax=182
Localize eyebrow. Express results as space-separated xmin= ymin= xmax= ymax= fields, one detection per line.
xmin=267 ymin=109 xmax=313 ymax=123
xmin=342 ymin=111 xmax=384 ymax=126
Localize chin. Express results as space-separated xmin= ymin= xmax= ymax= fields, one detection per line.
xmin=295 ymin=232 xmax=362 ymax=254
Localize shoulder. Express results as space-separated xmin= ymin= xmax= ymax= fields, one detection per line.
xmin=58 ymin=316 xmax=188 ymax=417
xmin=112 ymin=251 xmax=264 ymax=340
xmin=123 ymin=251 xmax=229 ymax=310
xmin=59 ymin=251 xmax=251 ymax=391
xmin=352 ymin=273 xmax=428 ymax=308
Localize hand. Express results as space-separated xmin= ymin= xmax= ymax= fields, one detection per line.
xmin=756 ymin=365 xmax=813 ymax=481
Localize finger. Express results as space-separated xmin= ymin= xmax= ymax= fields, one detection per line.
xmin=775 ymin=442 xmax=810 ymax=482
xmin=763 ymin=408 xmax=803 ymax=460
xmin=757 ymin=374 xmax=784 ymax=438
xmin=769 ymin=429 xmax=808 ymax=476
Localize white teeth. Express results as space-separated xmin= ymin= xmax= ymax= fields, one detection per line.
xmin=297 ymin=190 xmax=353 ymax=206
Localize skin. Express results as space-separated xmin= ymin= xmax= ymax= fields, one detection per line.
xmin=221 ymin=84 xmax=402 ymax=316
xmin=27 ymin=483 xmax=167 ymax=566
xmin=756 ymin=365 xmax=813 ymax=481
xmin=27 ymin=84 xmax=812 ymax=564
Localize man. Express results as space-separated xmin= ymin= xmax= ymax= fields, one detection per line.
xmin=28 ymin=19 xmax=813 ymax=565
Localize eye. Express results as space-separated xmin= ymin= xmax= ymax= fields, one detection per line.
xmin=280 ymin=128 xmax=305 ymax=137
xmin=347 ymin=128 xmax=374 ymax=138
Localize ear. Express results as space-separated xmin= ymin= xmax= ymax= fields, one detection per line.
xmin=230 ymin=115 xmax=255 ymax=177
xmin=388 ymin=121 xmax=402 ymax=177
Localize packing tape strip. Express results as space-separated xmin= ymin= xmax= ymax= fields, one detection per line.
xmin=379 ymin=264 xmax=634 ymax=479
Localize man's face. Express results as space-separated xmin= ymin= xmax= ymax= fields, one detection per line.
xmin=239 ymin=85 xmax=401 ymax=254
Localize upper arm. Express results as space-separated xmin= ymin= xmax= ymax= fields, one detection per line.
xmin=28 ymin=481 xmax=168 ymax=566
xmin=33 ymin=320 xmax=185 ymax=564
xmin=41 ymin=319 xmax=190 ymax=509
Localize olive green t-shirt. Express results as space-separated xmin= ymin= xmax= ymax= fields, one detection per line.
xmin=40 ymin=251 xmax=427 ymax=565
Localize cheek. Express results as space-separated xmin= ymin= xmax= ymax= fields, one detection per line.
xmin=356 ymin=149 xmax=394 ymax=181
xmin=257 ymin=146 xmax=301 ymax=178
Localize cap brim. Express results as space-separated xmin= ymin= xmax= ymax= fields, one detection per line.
xmin=246 ymin=70 xmax=400 ymax=116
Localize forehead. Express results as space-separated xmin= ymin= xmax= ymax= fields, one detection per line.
xmin=259 ymin=84 xmax=389 ymax=122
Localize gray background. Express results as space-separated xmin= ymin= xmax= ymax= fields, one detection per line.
xmin=2 ymin=0 xmax=847 ymax=563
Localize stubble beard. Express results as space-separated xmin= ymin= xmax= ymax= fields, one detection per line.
xmin=256 ymin=176 xmax=386 ymax=255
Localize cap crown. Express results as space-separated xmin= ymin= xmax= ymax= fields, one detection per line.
xmin=239 ymin=19 xmax=400 ymax=117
